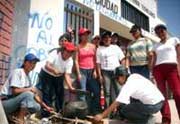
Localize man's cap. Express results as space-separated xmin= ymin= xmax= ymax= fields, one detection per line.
xmin=154 ymin=24 xmax=167 ymax=33
xmin=78 ymin=27 xmax=91 ymax=36
xmin=129 ymin=24 xmax=141 ymax=33
xmin=59 ymin=33 xmax=72 ymax=42
xmin=101 ymin=31 xmax=112 ymax=39
xmin=63 ymin=42 xmax=76 ymax=52
xmin=24 ymin=53 xmax=40 ymax=62
xmin=114 ymin=66 xmax=129 ymax=77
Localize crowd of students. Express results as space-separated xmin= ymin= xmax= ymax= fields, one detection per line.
xmin=0 ymin=24 xmax=180 ymax=124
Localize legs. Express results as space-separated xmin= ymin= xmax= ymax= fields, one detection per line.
xmin=79 ymin=69 xmax=101 ymax=114
xmin=2 ymin=91 xmax=40 ymax=114
xmin=102 ymin=70 xmax=119 ymax=108
xmin=54 ymin=76 xmax=64 ymax=112
xmin=2 ymin=91 xmax=40 ymax=124
xmin=166 ymin=65 xmax=180 ymax=119
xmin=130 ymin=65 xmax=150 ymax=79
xmin=36 ymin=70 xmax=55 ymax=117
xmin=153 ymin=64 xmax=180 ymax=123
xmin=102 ymin=71 xmax=111 ymax=108
xmin=78 ymin=69 xmax=88 ymax=101
xmin=119 ymin=99 xmax=163 ymax=124
xmin=153 ymin=65 xmax=171 ymax=123
xmin=87 ymin=78 xmax=101 ymax=115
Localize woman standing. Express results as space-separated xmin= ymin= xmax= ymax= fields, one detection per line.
xmin=126 ymin=25 xmax=153 ymax=79
xmin=75 ymin=27 xmax=100 ymax=114
xmin=149 ymin=24 xmax=180 ymax=124
xmin=96 ymin=31 xmax=125 ymax=108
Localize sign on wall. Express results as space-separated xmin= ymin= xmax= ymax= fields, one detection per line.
xmin=77 ymin=0 xmax=122 ymax=22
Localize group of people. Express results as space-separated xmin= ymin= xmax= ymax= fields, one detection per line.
xmin=0 ymin=24 xmax=180 ymax=124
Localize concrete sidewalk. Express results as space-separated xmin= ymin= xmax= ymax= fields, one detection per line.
xmin=154 ymin=100 xmax=180 ymax=124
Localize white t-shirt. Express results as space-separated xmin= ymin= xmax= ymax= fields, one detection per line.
xmin=43 ymin=50 xmax=73 ymax=77
xmin=96 ymin=45 xmax=125 ymax=71
xmin=152 ymin=37 xmax=180 ymax=66
xmin=116 ymin=74 xmax=164 ymax=105
xmin=0 ymin=68 xmax=32 ymax=95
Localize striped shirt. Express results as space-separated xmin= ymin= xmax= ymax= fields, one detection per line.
xmin=127 ymin=37 xmax=153 ymax=66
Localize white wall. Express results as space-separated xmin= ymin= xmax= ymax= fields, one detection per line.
xmin=27 ymin=0 xmax=63 ymax=84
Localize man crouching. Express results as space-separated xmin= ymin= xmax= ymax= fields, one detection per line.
xmin=94 ymin=66 xmax=164 ymax=124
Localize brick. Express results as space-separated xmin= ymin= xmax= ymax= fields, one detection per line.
xmin=7 ymin=0 xmax=15 ymax=7
xmin=0 ymin=2 xmax=13 ymax=20
xmin=0 ymin=37 xmax=11 ymax=47
xmin=3 ymin=16 xmax=13 ymax=27
xmin=1 ymin=21 xmax=12 ymax=34
xmin=0 ymin=0 xmax=14 ymax=13
xmin=0 ymin=29 xmax=11 ymax=41
xmin=0 ymin=44 xmax=10 ymax=55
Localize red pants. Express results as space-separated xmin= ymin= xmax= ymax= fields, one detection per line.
xmin=153 ymin=64 xmax=180 ymax=123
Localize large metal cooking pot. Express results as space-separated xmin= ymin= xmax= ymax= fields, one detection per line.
xmin=63 ymin=101 xmax=89 ymax=119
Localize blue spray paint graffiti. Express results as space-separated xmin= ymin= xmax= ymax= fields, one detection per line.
xmin=29 ymin=11 xmax=53 ymax=45
xmin=14 ymin=45 xmax=47 ymax=64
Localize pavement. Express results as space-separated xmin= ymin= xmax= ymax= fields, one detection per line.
xmin=154 ymin=99 xmax=180 ymax=124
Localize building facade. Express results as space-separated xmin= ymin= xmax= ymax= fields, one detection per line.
xmin=0 ymin=0 xmax=165 ymax=84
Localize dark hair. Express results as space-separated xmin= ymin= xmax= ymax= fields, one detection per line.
xmin=59 ymin=33 xmax=72 ymax=42
xmin=130 ymin=24 xmax=144 ymax=37
xmin=154 ymin=24 xmax=167 ymax=34
xmin=101 ymin=31 xmax=112 ymax=39
xmin=112 ymin=33 xmax=119 ymax=37
xmin=130 ymin=24 xmax=141 ymax=33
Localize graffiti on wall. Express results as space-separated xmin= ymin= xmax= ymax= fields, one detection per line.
xmin=12 ymin=11 xmax=56 ymax=85
xmin=29 ymin=11 xmax=53 ymax=45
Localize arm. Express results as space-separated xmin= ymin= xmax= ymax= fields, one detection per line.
xmin=96 ymin=48 xmax=103 ymax=83
xmin=125 ymin=56 xmax=130 ymax=69
xmin=45 ymin=61 xmax=62 ymax=76
xmin=148 ymin=51 xmax=156 ymax=71
xmin=11 ymin=87 xmax=32 ymax=95
xmin=93 ymin=44 xmax=97 ymax=78
xmin=94 ymin=101 xmax=120 ymax=121
xmin=64 ymin=73 xmax=75 ymax=91
xmin=34 ymin=92 xmax=53 ymax=112
xmin=120 ymin=58 xmax=126 ymax=66
xmin=74 ymin=47 xmax=81 ymax=81
xmin=125 ymin=47 xmax=130 ymax=69
xmin=96 ymin=63 xmax=103 ymax=84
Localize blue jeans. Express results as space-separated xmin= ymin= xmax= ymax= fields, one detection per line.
xmin=119 ymin=98 xmax=164 ymax=124
xmin=36 ymin=69 xmax=64 ymax=117
xmin=101 ymin=70 xmax=120 ymax=108
xmin=78 ymin=68 xmax=101 ymax=114
xmin=78 ymin=68 xmax=95 ymax=100
xmin=130 ymin=65 xmax=150 ymax=79
xmin=2 ymin=91 xmax=40 ymax=114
